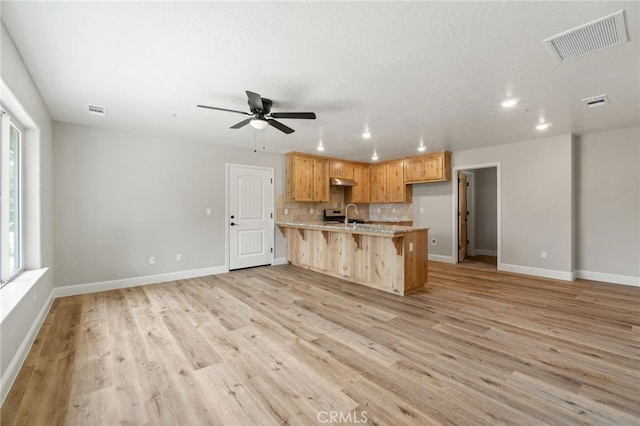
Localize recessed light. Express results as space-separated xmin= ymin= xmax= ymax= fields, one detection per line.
xmin=317 ymin=140 xmax=325 ymax=152
xmin=501 ymin=98 xmax=519 ymax=108
xmin=362 ymin=131 xmax=371 ymax=139
xmin=536 ymin=122 xmax=552 ymax=130
xmin=371 ymin=151 xmax=379 ymax=161
xmin=418 ymin=140 xmax=427 ymax=152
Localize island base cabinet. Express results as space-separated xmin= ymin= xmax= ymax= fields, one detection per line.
xmin=282 ymin=227 xmax=427 ymax=295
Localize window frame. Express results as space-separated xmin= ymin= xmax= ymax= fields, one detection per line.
xmin=0 ymin=109 xmax=24 ymax=286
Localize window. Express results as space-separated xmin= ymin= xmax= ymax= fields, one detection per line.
xmin=1 ymin=110 xmax=23 ymax=286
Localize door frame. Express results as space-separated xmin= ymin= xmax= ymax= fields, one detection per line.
xmin=225 ymin=163 xmax=275 ymax=271
xmin=451 ymin=162 xmax=501 ymax=268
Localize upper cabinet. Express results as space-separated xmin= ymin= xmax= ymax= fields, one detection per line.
xmin=346 ymin=163 xmax=370 ymax=204
xmin=404 ymin=151 xmax=452 ymax=183
xmin=286 ymin=153 xmax=329 ymax=202
xmin=285 ymin=150 xmax=450 ymax=204
xmin=370 ymin=160 xmax=412 ymax=203
xmin=329 ymin=160 xmax=354 ymax=180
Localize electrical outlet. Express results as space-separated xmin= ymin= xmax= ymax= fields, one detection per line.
xmin=541 ymin=251 xmax=547 ymax=259
xmin=409 ymin=242 xmax=414 ymax=252
xmin=284 ymin=208 xmax=289 ymax=215
xmin=149 ymin=256 xmax=155 ymax=265
xmin=419 ymin=207 xmax=424 ymax=213
xmin=176 ymin=253 xmax=182 ymax=262
xmin=431 ymin=239 xmax=437 ymax=245
xmin=377 ymin=208 xmax=381 ymax=213
xmin=310 ymin=208 xmax=314 ymax=214
xmin=392 ymin=208 xmax=396 ymax=213
xmin=206 ymin=208 xmax=211 ymax=216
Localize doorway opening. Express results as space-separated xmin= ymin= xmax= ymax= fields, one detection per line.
xmin=454 ymin=165 xmax=499 ymax=270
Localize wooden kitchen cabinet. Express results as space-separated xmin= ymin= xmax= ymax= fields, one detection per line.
xmin=329 ymin=160 xmax=354 ymax=180
xmin=346 ymin=163 xmax=370 ymax=203
xmin=370 ymin=160 xmax=412 ymax=203
xmin=404 ymin=151 xmax=452 ymax=183
xmin=286 ymin=153 xmax=330 ymax=202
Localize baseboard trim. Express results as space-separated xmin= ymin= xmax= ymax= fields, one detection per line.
xmin=273 ymin=257 xmax=288 ymax=266
xmin=499 ymin=263 xmax=574 ymax=281
xmin=476 ymin=249 xmax=497 ymax=257
xmin=1 ymin=289 xmax=55 ymax=406
xmin=54 ymin=265 xmax=229 ymax=298
xmin=575 ymin=270 xmax=640 ymax=287
xmin=429 ymin=254 xmax=456 ymax=264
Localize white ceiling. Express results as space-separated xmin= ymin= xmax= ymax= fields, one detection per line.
xmin=2 ymin=1 xmax=638 ymax=162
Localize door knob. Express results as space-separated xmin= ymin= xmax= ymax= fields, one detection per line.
xmin=230 ymin=215 xmax=235 ymax=219
xmin=230 ymin=222 xmax=237 ymax=226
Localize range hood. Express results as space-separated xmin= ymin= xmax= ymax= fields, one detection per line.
xmin=330 ymin=177 xmax=358 ymax=186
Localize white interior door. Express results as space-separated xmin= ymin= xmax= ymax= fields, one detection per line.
xmin=228 ymin=165 xmax=273 ymax=270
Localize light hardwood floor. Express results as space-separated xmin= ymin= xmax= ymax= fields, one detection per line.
xmin=2 ymin=262 xmax=639 ymax=425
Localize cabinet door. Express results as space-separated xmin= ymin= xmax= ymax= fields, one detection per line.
xmin=314 ymin=158 xmax=330 ymax=202
xmin=386 ymin=161 xmax=406 ymax=202
xmin=423 ymin=155 xmax=444 ymax=180
xmin=370 ymin=164 xmax=387 ymax=203
xmin=404 ymin=158 xmax=425 ymax=183
xmin=292 ymin=155 xmax=314 ymax=201
xmin=329 ymin=160 xmax=354 ymax=179
xmin=351 ymin=164 xmax=370 ymax=203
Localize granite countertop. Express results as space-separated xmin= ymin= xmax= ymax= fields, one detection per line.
xmin=276 ymin=221 xmax=429 ymax=236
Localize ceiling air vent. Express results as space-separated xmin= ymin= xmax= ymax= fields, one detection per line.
xmin=543 ymin=10 xmax=628 ymax=63
xmin=581 ymin=94 xmax=610 ymax=108
xmin=88 ymin=104 xmax=107 ymax=117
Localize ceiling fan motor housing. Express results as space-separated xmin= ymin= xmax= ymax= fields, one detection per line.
xmin=250 ymin=98 xmax=272 ymax=115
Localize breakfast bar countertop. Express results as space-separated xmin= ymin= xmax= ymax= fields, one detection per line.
xmin=276 ymin=221 xmax=429 ymax=237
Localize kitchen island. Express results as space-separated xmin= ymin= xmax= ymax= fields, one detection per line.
xmin=277 ymin=222 xmax=429 ymax=295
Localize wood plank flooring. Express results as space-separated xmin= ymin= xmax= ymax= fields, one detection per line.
xmin=2 ymin=262 xmax=639 ymax=425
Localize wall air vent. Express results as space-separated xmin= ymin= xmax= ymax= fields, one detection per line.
xmin=88 ymin=104 xmax=107 ymax=116
xmin=543 ymin=10 xmax=628 ymax=63
xmin=581 ymin=94 xmax=610 ymax=108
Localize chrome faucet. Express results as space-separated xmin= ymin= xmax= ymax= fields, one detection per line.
xmin=345 ymin=203 xmax=359 ymax=227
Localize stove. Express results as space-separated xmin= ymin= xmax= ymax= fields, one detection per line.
xmin=323 ymin=209 xmax=365 ymax=224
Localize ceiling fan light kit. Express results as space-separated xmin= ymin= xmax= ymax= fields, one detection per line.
xmin=198 ymin=90 xmax=316 ymax=134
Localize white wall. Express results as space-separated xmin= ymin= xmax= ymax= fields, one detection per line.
xmin=0 ymin=23 xmax=55 ymax=385
xmin=413 ymin=134 xmax=574 ymax=278
xmin=53 ymin=122 xmax=286 ymax=287
xmin=575 ymin=127 xmax=639 ymax=282
xmin=474 ymin=167 xmax=497 ymax=254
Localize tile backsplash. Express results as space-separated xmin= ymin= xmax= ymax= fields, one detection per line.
xmin=277 ymin=187 xmax=414 ymax=223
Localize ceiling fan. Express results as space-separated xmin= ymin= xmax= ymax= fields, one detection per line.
xmin=197 ymin=91 xmax=316 ymax=134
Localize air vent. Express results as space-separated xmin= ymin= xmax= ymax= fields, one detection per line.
xmin=581 ymin=94 xmax=610 ymax=108
xmin=543 ymin=10 xmax=628 ymax=62
xmin=88 ymin=104 xmax=107 ymax=116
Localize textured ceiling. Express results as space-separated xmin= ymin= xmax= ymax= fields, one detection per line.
xmin=1 ymin=1 xmax=638 ymax=162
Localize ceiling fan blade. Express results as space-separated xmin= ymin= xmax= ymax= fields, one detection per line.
xmin=230 ymin=118 xmax=252 ymax=129
xmin=268 ymin=119 xmax=295 ymax=134
xmin=245 ymin=91 xmax=264 ymax=112
xmin=269 ymin=112 xmax=316 ymax=119
xmin=197 ymin=105 xmax=250 ymax=115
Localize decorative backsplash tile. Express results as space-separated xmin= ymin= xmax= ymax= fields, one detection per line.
xmin=368 ymin=203 xmax=413 ymax=222
xmin=277 ymin=189 xmax=414 ymax=223
xmin=277 ymin=187 xmax=370 ymax=223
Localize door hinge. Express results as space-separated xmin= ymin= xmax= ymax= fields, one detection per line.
xmin=466 ymin=239 xmax=469 ymax=244
xmin=457 ymin=178 xmax=460 ymax=183
xmin=467 ymin=210 xmax=469 ymax=215
xmin=458 ymin=211 xmax=461 ymax=217
xmin=270 ymin=247 xmax=273 ymax=253
xmin=270 ymin=212 xmax=273 ymax=218
xmin=466 ymin=182 xmax=469 ymax=187
xmin=270 ymin=178 xmax=273 ymax=184
xmin=458 ymin=244 xmax=461 ymax=249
